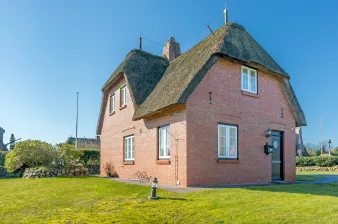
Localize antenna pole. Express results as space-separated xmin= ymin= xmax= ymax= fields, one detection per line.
xmin=320 ymin=115 xmax=323 ymax=155
xmin=207 ymin=25 xmax=215 ymax=35
xmin=76 ymin=92 xmax=79 ymax=149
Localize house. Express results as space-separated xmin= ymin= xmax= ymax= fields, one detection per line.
xmin=97 ymin=21 xmax=306 ymax=187
xmin=0 ymin=127 xmax=8 ymax=151
xmin=66 ymin=137 xmax=100 ymax=150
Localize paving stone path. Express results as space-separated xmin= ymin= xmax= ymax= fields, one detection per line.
xmin=107 ymin=175 xmax=338 ymax=193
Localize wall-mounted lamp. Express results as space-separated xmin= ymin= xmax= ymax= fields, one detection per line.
xmin=266 ymin=128 xmax=272 ymax=138
xmin=264 ymin=142 xmax=273 ymax=155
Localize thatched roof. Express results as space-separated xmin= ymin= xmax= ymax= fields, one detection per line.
xmin=97 ymin=22 xmax=306 ymax=135
xmin=96 ymin=50 xmax=169 ymax=134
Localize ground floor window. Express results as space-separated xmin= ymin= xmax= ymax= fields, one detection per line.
xmin=124 ymin=135 xmax=134 ymax=161
xmin=218 ymin=124 xmax=238 ymax=159
xmin=159 ymin=125 xmax=170 ymax=159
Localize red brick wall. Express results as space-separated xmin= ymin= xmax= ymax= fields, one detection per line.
xmin=100 ymin=75 xmax=187 ymax=186
xmin=186 ymin=58 xmax=296 ymax=186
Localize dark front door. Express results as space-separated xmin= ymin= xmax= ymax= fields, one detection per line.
xmin=271 ymin=131 xmax=283 ymax=181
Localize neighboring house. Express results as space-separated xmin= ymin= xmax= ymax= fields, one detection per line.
xmin=0 ymin=127 xmax=8 ymax=151
xmin=66 ymin=137 xmax=100 ymax=149
xmin=97 ymin=22 xmax=306 ymax=187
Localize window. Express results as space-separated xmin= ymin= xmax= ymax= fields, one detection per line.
xmin=120 ymin=85 xmax=127 ymax=106
xmin=241 ymin=66 xmax=257 ymax=94
xmin=218 ymin=124 xmax=238 ymax=159
xmin=110 ymin=94 xmax=115 ymax=113
xmin=124 ymin=135 xmax=134 ymax=161
xmin=159 ymin=125 xmax=170 ymax=159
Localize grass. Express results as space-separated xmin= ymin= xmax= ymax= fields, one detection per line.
xmin=1 ymin=177 xmax=338 ymax=223
xmin=296 ymin=171 xmax=338 ymax=181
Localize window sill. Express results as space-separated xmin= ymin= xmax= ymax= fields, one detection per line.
xmin=123 ymin=161 xmax=134 ymax=165
xmin=241 ymin=90 xmax=259 ymax=98
xmin=217 ymin=159 xmax=240 ymax=164
xmin=156 ymin=160 xmax=171 ymax=165
xmin=119 ymin=105 xmax=127 ymax=110
xmin=109 ymin=111 xmax=115 ymax=116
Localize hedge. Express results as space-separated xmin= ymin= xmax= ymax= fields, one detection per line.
xmin=296 ymin=156 xmax=338 ymax=167
xmin=0 ymin=152 xmax=7 ymax=166
xmin=79 ymin=149 xmax=100 ymax=165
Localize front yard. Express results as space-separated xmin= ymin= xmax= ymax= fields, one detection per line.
xmin=1 ymin=177 xmax=338 ymax=224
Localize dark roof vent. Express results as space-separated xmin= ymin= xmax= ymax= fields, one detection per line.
xmin=162 ymin=37 xmax=181 ymax=62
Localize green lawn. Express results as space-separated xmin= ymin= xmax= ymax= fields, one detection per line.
xmin=1 ymin=178 xmax=338 ymax=223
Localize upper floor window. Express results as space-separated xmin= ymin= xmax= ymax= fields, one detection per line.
xmin=124 ymin=135 xmax=134 ymax=161
xmin=110 ymin=94 xmax=115 ymax=113
xmin=241 ymin=66 xmax=257 ymax=94
xmin=218 ymin=124 xmax=238 ymax=159
xmin=120 ymin=85 xmax=127 ymax=106
xmin=159 ymin=125 xmax=170 ymax=160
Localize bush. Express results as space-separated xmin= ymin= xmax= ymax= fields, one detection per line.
xmin=56 ymin=144 xmax=83 ymax=166
xmin=296 ymin=156 xmax=338 ymax=167
xmin=0 ymin=152 xmax=7 ymax=166
xmin=79 ymin=149 xmax=100 ymax=165
xmin=296 ymin=157 xmax=315 ymax=167
xmin=313 ymin=156 xmax=338 ymax=167
xmin=0 ymin=166 xmax=24 ymax=178
xmin=102 ymin=160 xmax=118 ymax=177
xmin=5 ymin=140 xmax=56 ymax=173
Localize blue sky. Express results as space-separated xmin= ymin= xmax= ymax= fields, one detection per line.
xmin=0 ymin=0 xmax=337 ymax=146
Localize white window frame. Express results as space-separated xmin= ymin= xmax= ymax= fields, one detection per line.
xmin=218 ymin=124 xmax=238 ymax=159
xmin=158 ymin=125 xmax=170 ymax=160
xmin=241 ymin=66 xmax=258 ymax=94
xmin=120 ymin=85 xmax=127 ymax=106
xmin=124 ymin=135 xmax=134 ymax=161
xmin=110 ymin=94 xmax=115 ymax=113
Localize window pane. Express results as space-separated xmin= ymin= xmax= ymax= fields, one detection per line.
xmin=131 ymin=137 xmax=134 ymax=159
xmin=250 ymin=71 xmax=257 ymax=93
xmin=124 ymin=138 xmax=127 ymax=159
xmin=160 ymin=147 xmax=164 ymax=157
xmin=220 ymin=136 xmax=226 ymax=148
xmin=220 ymin=147 xmax=226 ymax=156
xmin=229 ymin=127 xmax=237 ymax=157
xmin=242 ymin=69 xmax=248 ymax=90
xmin=229 ymin=146 xmax=236 ymax=157
xmin=218 ymin=125 xmax=227 ymax=157
xmin=166 ymin=127 xmax=170 ymax=156
xmin=219 ymin=126 xmax=226 ymax=137
xmin=121 ymin=87 xmax=126 ymax=106
xmin=159 ymin=126 xmax=170 ymax=158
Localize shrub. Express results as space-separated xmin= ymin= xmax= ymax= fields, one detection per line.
xmin=56 ymin=144 xmax=83 ymax=166
xmin=5 ymin=140 xmax=56 ymax=173
xmin=296 ymin=157 xmax=315 ymax=167
xmin=102 ymin=160 xmax=117 ymax=177
xmin=313 ymin=156 xmax=338 ymax=167
xmin=79 ymin=149 xmax=100 ymax=165
xmin=296 ymin=156 xmax=338 ymax=167
xmin=309 ymin=150 xmax=321 ymax=157
xmin=0 ymin=152 xmax=7 ymax=166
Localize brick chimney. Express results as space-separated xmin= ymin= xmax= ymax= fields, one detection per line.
xmin=162 ymin=37 xmax=181 ymax=62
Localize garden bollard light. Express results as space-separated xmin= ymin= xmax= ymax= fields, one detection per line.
xmin=148 ymin=177 xmax=159 ymax=200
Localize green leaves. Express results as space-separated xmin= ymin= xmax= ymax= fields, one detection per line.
xmin=56 ymin=144 xmax=83 ymax=166
xmin=5 ymin=140 xmax=56 ymax=173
